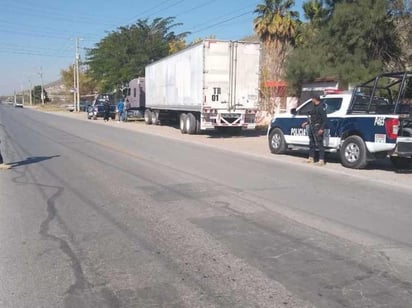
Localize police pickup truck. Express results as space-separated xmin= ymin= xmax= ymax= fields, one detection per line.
xmin=268 ymin=72 xmax=412 ymax=169
xmin=87 ymin=93 xmax=116 ymax=120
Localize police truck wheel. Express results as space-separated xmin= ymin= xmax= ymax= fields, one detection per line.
xmin=269 ymin=128 xmax=287 ymax=154
xmin=390 ymin=157 xmax=412 ymax=169
xmin=340 ymin=135 xmax=368 ymax=169
xmin=180 ymin=113 xmax=187 ymax=134
xmin=144 ymin=109 xmax=152 ymax=125
xmin=186 ymin=113 xmax=196 ymax=135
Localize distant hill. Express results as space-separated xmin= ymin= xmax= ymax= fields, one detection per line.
xmin=44 ymin=79 xmax=70 ymax=104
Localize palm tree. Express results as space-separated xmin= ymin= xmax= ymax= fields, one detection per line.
xmin=254 ymin=0 xmax=299 ymax=115
xmin=303 ymin=0 xmax=328 ymax=27
xmin=294 ymin=0 xmax=328 ymax=47
xmin=254 ymin=0 xmax=299 ymax=81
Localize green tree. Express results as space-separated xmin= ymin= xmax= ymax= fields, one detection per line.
xmin=254 ymin=0 xmax=300 ymax=113
xmin=87 ymin=17 xmax=189 ymax=93
xmin=60 ymin=65 xmax=98 ymax=96
xmin=32 ymin=85 xmax=50 ymax=104
xmin=188 ymin=35 xmax=217 ymax=46
xmin=303 ymin=0 xmax=328 ymax=27
xmin=168 ymin=38 xmax=186 ymax=54
xmin=284 ymin=0 xmax=328 ymax=95
xmin=285 ymin=0 xmax=402 ymax=95
xmin=321 ymin=0 xmax=401 ymax=86
xmin=254 ymin=0 xmax=300 ymax=81
xmin=390 ymin=0 xmax=412 ymax=68
xmin=295 ymin=0 xmax=328 ymax=48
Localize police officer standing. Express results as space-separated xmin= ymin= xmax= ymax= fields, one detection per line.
xmin=0 ymin=139 xmax=11 ymax=170
xmin=103 ymin=99 xmax=111 ymax=122
xmin=301 ymin=95 xmax=327 ymax=165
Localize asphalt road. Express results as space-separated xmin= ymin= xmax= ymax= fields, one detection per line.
xmin=1 ymin=104 xmax=412 ymax=308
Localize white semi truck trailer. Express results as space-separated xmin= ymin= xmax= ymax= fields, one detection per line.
xmin=144 ymin=40 xmax=261 ymax=134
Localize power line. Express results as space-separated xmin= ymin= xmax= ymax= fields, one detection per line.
xmin=0 ymin=50 xmax=72 ymax=58
xmin=189 ymin=4 xmax=255 ymax=31
xmin=191 ymin=11 xmax=253 ymax=35
xmin=126 ymin=0 xmax=175 ymax=23
xmin=3 ymin=3 xmax=119 ymax=27
xmin=0 ymin=0 xmax=259 ymax=92
xmin=147 ymin=0 xmax=187 ymax=18
xmin=175 ymin=0 xmax=219 ymax=16
xmin=1 ymin=43 xmax=71 ymax=52
xmin=0 ymin=29 xmax=73 ymax=40
xmin=0 ymin=19 xmax=101 ymax=40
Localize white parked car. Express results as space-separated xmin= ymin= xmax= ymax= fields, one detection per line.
xmin=66 ymin=104 xmax=75 ymax=112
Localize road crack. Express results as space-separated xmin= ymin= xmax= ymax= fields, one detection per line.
xmin=39 ymin=185 xmax=93 ymax=295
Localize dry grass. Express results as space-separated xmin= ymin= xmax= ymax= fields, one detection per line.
xmin=34 ymin=103 xmax=67 ymax=112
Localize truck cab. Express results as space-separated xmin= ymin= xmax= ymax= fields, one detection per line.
xmin=124 ymin=77 xmax=146 ymax=121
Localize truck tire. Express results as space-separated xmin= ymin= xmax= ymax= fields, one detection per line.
xmin=195 ymin=116 xmax=201 ymax=134
xmin=144 ymin=109 xmax=152 ymax=125
xmin=186 ymin=113 xmax=197 ymax=135
xmin=269 ymin=128 xmax=287 ymax=154
xmin=151 ymin=110 xmax=159 ymax=125
xmin=390 ymin=157 xmax=412 ymax=169
xmin=340 ymin=135 xmax=368 ymax=169
xmin=93 ymin=115 xmax=97 ymax=120
xmin=180 ymin=113 xmax=187 ymax=134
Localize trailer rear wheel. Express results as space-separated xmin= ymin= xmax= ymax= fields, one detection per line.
xmin=186 ymin=113 xmax=197 ymax=135
xmin=144 ymin=109 xmax=152 ymax=125
xmin=180 ymin=113 xmax=187 ymax=134
xmin=151 ymin=110 xmax=159 ymax=125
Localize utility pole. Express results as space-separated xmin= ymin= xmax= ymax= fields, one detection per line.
xmin=73 ymin=62 xmax=76 ymax=109
xmin=75 ymin=37 xmax=81 ymax=112
xmin=28 ymin=78 xmax=33 ymax=105
xmin=21 ymin=84 xmax=25 ymax=105
xmin=39 ymin=67 xmax=44 ymax=105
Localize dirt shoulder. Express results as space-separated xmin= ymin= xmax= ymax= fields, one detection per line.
xmin=37 ymin=108 xmax=412 ymax=189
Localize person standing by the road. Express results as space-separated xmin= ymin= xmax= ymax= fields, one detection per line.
xmin=301 ymin=95 xmax=327 ymax=165
xmin=103 ymin=100 xmax=111 ymax=122
xmin=117 ymin=99 xmax=124 ymax=122
xmin=0 ymin=140 xmax=11 ymax=170
xmin=123 ymin=98 xmax=129 ymax=122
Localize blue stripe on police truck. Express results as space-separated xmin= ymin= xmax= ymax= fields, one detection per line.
xmin=272 ymin=115 xmax=396 ymax=144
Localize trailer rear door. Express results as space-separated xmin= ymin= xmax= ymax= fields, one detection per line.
xmin=203 ymin=41 xmax=260 ymax=112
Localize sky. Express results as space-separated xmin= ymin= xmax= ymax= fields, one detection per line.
xmin=0 ymin=0 xmax=303 ymax=96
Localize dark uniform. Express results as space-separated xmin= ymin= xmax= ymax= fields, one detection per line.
xmin=308 ymin=102 xmax=327 ymax=161
xmin=0 ymin=139 xmax=10 ymax=169
xmin=103 ymin=100 xmax=110 ymax=122
xmin=0 ymin=141 xmax=3 ymax=164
